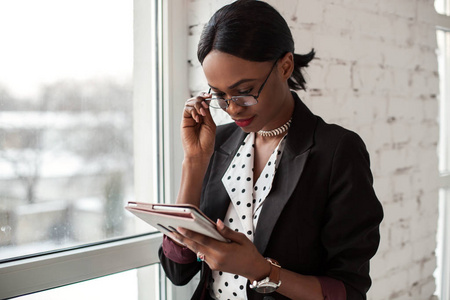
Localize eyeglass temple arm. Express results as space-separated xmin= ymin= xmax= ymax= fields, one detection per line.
xmin=207 ymin=59 xmax=277 ymax=100
xmin=254 ymin=60 xmax=278 ymax=99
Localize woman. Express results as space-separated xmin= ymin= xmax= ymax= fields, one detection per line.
xmin=159 ymin=1 xmax=383 ymax=299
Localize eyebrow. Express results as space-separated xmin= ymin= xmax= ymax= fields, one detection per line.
xmin=209 ymin=78 xmax=257 ymax=91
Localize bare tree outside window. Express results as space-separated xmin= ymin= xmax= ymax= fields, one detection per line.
xmin=0 ymin=0 xmax=148 ymax=261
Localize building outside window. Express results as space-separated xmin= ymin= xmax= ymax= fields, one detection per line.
xmin=0 ymin=0 xmax=143 ymax=260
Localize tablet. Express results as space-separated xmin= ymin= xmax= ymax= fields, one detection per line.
xmin=125 ymin=202 xmax=228 ymax=244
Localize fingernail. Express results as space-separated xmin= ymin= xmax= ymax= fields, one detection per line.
xmin=177 ymin=227 xmax=186 ymax=234
xmin=217 ymin=219 xmax=224 ymax=230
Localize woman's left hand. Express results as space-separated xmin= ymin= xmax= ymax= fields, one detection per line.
xmin=173 ymin=220 xmax=270 ymax=282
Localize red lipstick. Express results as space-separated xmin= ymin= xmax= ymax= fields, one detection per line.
xmin=234 ymin=117 xmax=254 ymax=127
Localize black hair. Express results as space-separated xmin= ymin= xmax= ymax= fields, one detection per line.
xmin=197 ymin=0 xmax=315 ymax=91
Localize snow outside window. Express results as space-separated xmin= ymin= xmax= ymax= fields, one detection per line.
xmin=0 ymin=0 xmax=172 ymax=299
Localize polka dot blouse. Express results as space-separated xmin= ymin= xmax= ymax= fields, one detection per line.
xmin=209 ymin=132 xmax=287 ymax=300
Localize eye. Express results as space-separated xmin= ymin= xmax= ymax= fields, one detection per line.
xmin=238 ymin=89 xmax=253 ymax=95
xmin=211 ymin=92 xmax=225 ymax=98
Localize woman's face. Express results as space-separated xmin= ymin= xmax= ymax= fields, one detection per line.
xmin=202 ymin=50 xmax=294 ymax=133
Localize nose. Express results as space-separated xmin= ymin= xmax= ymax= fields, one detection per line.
xmin=225 ymin=100 xmax=245 ymax=116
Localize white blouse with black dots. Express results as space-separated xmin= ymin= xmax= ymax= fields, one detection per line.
xmin=209 ymin=132 xmax=287 ymax=300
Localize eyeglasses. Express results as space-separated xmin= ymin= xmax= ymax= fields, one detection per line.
xmin=204 ymin=60 xmax=278 ymax=110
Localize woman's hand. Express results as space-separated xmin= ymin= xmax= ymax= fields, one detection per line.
xmin=182 ymin=93 xmax=216 ymax=161
xmin=176 ymin=93 xmax=215 ymax=206
xmin=173 ymin=220 xmax=270 ymax=282
xmin=172 ymin=221 xmax=325 ymax=300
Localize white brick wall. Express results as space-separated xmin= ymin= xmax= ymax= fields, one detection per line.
xmin=186 ymin=0 xmax=440 ymax=299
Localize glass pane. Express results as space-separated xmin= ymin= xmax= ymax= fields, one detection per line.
xmin=435 ymin=0 xmax=450 ymax=15
xmin=435 ymin=188 xmax=450 ymax=300
xmin=0 ymin=0 xmax=151 ymax=261
xmin=437 ymin=30 xmax=450 ymax=174
xmin=15 ymin=264 xmax=159 ymax=300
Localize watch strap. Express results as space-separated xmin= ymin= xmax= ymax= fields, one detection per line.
xmin=266 ymin=258 xmax=281 ymax=286
xmin=249 ymin=258 xmax=282 ymax=293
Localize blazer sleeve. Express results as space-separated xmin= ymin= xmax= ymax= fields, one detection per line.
xmin=158 ymin=241 xmax=201 ymax=286
xmin=321 ymin=131 xmax=383 ymax=299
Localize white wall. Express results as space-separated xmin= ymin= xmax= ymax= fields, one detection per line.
xmin=186 ymin=0 xmax=440 ymax=299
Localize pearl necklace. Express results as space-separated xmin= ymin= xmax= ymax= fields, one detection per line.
xmin=257 ymin=118 xmax=292 ymax=137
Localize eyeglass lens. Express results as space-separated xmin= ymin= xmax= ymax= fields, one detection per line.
xmin=207 ymin=96 xmax=257 ymax=109
xmin=205 ymin=59 xmax=277 ymax=109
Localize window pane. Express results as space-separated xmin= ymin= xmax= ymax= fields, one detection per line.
xmin=15 ymin=264 xmax=159 ymax=300
xmin=437 ymin=30 xmax=450 ymax=174
xmin=436 ymin=28 xmax=450 ymax=300
xmin=436 ymin=0 xmax=450 ymax=15
xmin=0 ymin=0 xmax=151 ymax=261
xmin=436 ymin=188 xmax=450 ymax=300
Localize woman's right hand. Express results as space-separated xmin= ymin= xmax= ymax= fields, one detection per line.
xmin=181 ymin=93 xmax=216 ymax=161
xmin=176 ymin=93 xmax=216 ymax=206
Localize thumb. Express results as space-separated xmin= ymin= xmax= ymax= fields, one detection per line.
xmin=216 ymin=219 xmax=246 ymax=243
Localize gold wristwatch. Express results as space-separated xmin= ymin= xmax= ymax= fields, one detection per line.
xmin=249 ymin=258 xmax=282 ymax=293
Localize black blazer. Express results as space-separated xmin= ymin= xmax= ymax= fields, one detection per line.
xmin=159 ymin=93 xmax=383 ymax=300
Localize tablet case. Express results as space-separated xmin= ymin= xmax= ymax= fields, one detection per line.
xmin=125 ymin=202 xmax=228 ymax=243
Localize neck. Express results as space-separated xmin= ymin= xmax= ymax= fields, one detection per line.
xmin=259 ymin=90 xmax=295 ymax=136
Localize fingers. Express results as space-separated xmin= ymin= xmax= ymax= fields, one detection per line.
xmin=165 ymin=232 xmax=186 ymax=247
xmin=174 ymin=227 xmax=224 ymax=257
xmin=169 ymin=230 xmax=189 ymax=247
xmin=216 ymin=219 xmax=248 ymax=243
xmin=174 ymin=223 xmax=262 ymax=274
xmin=183 ymin=92 xmax=211 ymax=124
xmin=175 ymin=220 xmax=247 ymax=252
xmin=171 ymin=228 xmax=215 ymax=267
xmin=176 ymin=227 xmax=217 ymax=248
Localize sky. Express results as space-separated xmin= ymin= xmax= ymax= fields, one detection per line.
xmin=0 ymin=0 xmax=132 ymax=99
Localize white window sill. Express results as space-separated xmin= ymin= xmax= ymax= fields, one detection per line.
xmin=0 ymin=233 xmax=162 ymax=299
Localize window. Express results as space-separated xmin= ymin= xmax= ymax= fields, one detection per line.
xmin=0 ymin=0 xmax=152 ymax=262
xmin=436 ymin=0 xmax=450 ymax=15
xmin=435 ymin=1 xmax=450 ymax=299
xmin=0 ymin=0 xmax=189 ymax=298
xmin=436 ymin=29 xmax=450 ymax=300
xmin=16 ymin=264 xmax=159 ymax=300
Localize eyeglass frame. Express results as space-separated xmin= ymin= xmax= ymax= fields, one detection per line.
xmin=205 ymin=59 xmax=279 ymax=110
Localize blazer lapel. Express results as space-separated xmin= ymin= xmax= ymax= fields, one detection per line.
xmin=254 ymin=94 xmax=318 ymax=254
xmin=203 ymin=93 xmax=317 ymax=254
xmin=202 ymin=126 xmax=247 ymax=223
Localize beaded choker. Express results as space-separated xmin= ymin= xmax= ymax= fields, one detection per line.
xmin=257 ymin=118 xmax=292 ymax=137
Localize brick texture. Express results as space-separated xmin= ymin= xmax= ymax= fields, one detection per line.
xmin=187 ymin=0 xmax=440 ymax=299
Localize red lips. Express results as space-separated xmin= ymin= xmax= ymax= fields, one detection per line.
xmin=234 ymin=116 xmax=255 ymax=127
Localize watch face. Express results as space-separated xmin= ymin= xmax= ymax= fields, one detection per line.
xmin=254 ymin=282 xmax=279 ymax=293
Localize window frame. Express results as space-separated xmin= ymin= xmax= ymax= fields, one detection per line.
xmin=0 ymin=235 xmax=162 ymax=299
xmin=160 ymin=0 xmax=192 ymax=298
xmin=0 ymin=0 xmax=188 ymax=298
xmin=435 ymin=3 xmax=450 ymax=300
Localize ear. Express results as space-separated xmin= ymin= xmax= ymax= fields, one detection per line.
xmin=278 ymin=52 xmax=294 ymax=80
